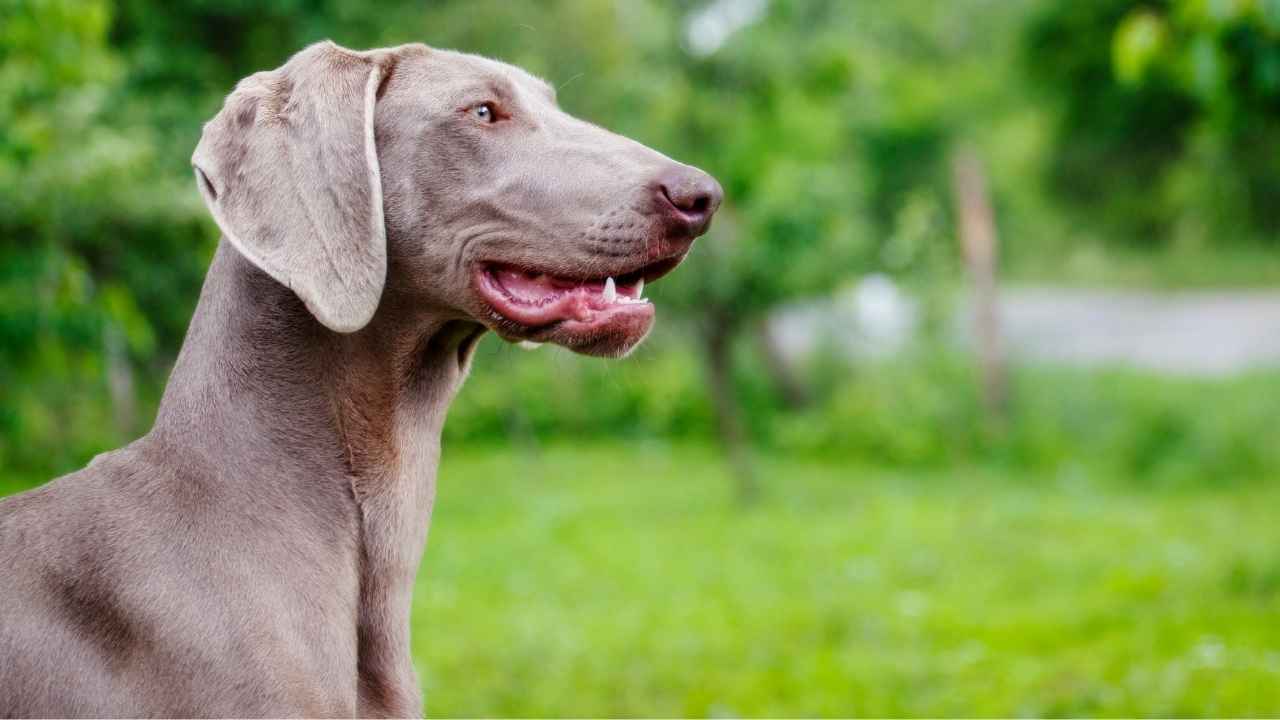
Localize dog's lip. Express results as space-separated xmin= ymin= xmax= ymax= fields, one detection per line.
xmin=472 ymin=252 xmax=685 ymax=323
xmin=478 ymin=253 xmax=686 ymax=288
xmin=473 ymin=265 xmax=651 ymax=330
xmin=468 ymin=252 xmax=688 ymax=349
xmin=474 ymin=268 xmax=656 ymax=355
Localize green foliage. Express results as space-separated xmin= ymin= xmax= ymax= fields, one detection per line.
xmin=444 ymin=334 xmax=716 ymax=448
xmin=447 ymin=337 xmax=1280 ymax=490
xmin=1026 ymin=0 xmax=1280 ymax=246
xmin=8 ymin=316 xmax=1279 ymax=489
xmin=779 ymin=352 xmax=1280 ymax=486
xmin=0 ymin=0 xmax=207 ymax=470
xmin=2 ymin=0 xmax=1278 ymax=485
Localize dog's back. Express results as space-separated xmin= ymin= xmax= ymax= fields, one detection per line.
xmin=0 ymin=448 xmax=159 ymax=716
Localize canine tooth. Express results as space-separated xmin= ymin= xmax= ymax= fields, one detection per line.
xmin=635 ymin=278 xmax=644 ymax=298
xmin=603 ymin=276 xmax=617 ymax=303
xmin=518 ymin=340 xmax=543 ymax=350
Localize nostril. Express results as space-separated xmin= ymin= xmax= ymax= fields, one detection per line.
xmin=656 ymin=168 xmax=723 ymax=229
xmin=659 ymin=181 xmax=717 ymax=218
xmin=658 ymin=184 xmax=685 ymax=213
xmin=659 ymin=185 xmax=672 ymax=206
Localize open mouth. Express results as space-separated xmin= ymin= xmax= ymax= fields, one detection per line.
xmin=473 ymin=255 xmax=685 ymax=355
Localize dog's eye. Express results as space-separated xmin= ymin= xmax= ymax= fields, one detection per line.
xmin=472 ymin=103 xmax=497 ymax=123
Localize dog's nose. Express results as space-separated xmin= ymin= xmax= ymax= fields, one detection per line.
xmin=656 ymin=167 xmax=723 ymax=234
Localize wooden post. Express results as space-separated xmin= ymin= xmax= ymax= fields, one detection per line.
xmin=104 ymin=323 xmax=137 ymax=437
xmin=703 ymin=310 xmax=758 ymax=504
xmin=951 ymin=146 xmax=1008 ymax=421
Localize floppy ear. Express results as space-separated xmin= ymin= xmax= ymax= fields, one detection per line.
xmin=192 ymin=41 xmax=392 ymax=333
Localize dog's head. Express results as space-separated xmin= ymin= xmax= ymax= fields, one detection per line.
xmin=193 ymin=41 xmax=720 ymax=357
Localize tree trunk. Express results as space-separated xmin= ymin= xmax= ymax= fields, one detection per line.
xmin=951 ymin=146 xmax=1008 ymax=423
xmin=104 ymin=323 xmax=136 ymax=439
xmin=755 ymin=316 xmax=809 ymax=409
xmin=701 ymin=313 xmax=758 ymax=503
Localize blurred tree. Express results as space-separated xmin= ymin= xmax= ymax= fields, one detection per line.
xmin=0 ymin=0 xmax=204 ymax=470
xmin=0 ymin=0 xmax=392 ymax=474
xmin=659 ymin=0 xmax=1039 ymax=498
xmin=1026 ymin=0 xmax=1280 ymax=247
xmin=664 ymin=0 xmax=871 ymax=499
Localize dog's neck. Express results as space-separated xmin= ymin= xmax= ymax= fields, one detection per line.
xmin=155 ymin=241 xmax=479 ymax=477
xmin=151 ymin=240 xmax=482 ymax=714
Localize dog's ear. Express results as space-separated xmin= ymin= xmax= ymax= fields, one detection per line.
xmin=192 ymin=41 xmax=394 ymax=333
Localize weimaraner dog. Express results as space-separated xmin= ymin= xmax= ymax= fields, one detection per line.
xmin=0 ymin=41 xmax=720 ymax=717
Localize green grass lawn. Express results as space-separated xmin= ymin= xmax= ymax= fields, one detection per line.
xmin=417 ymin=444 xmax=1280 ymax=717
xmin=4 ymin=444 xmax=1279 ymax=716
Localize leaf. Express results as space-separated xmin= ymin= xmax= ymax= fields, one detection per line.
xmin=1112 ymin=9 xmax=1169 ymax=85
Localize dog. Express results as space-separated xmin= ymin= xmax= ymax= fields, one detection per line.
xmin=0 ymin=41 xmax=720 ymax=717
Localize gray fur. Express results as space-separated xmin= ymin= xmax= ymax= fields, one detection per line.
xmin=0 ymin=41 xmax=719 ymax=718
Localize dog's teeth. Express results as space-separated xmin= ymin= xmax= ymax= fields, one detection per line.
xmin=635 ymin=278 xmax=644 ymax=298
xmin=603 ymin=276 xmax=617 ymax=303
xmin=518 ymin=340 xmax=543 ymax=350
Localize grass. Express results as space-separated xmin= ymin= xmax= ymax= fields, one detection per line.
xmin=415 ymin=443 xmax=1280 ymax=717
xmin=5 ymin=443 xmax=1279 ymax=716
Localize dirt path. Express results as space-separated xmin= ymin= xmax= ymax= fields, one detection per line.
xmin=993 ymin=288 xmax=1280 ymax=375
xmin=768 ymin=280 xmax=1280 ymax=376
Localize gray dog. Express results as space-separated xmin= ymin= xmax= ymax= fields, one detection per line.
xmin=0 ymin=41 xmax=720 ymax=717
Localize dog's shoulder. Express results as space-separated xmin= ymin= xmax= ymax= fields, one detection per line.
xmin=0 ymin=435 xmax=198 ymax=562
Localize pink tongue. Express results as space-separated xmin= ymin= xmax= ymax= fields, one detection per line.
xmin=497 ymin=269 xmax=563 ymax=303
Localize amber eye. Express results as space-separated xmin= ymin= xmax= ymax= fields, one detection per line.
xmin=472 ymin=102 xmax=497 ymax=123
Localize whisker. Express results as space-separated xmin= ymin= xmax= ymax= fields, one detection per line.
xmin=558 ymin=72 xmax=584 ymax=92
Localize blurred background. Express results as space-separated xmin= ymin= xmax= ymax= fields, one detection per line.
xmin=3 ymin=0 xmax=1280 ymax=715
